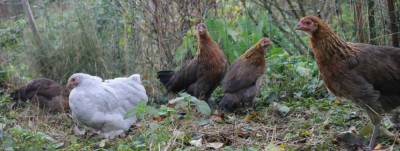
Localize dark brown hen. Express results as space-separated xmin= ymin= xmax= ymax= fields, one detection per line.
xmin=295 ymin=16 xmax=400 ymax=150
xmin=10 ymin=78 xmax=70 ymax=112
xmin=157 ymin=23 xmax=227 ymax=103
xmin=219 ymin=38 xmax=272 ymax=112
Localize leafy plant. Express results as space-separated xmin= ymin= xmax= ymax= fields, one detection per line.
xmin=2 ymin=126 xmax=61 ymax=150
xmin=169 ymin=93 xmax=211 ymax=116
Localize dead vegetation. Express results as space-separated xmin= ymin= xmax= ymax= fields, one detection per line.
xmin=1 ymin=93 xmax=398 ymax=150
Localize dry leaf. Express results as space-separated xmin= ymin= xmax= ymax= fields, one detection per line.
xmin=333 ymin=98 xmax=341 ymax=104
xmin=206 ymin=142 xmax=224 ymax=149
xmin=166 ymin=103 xmax=176 ymax=108
xmin=210 ymin=110 xmax=224 ymax=123
xmin=373 ymin=143 xmax=382 ymax=150
xmin=132 ymin=123 xmax=142 ymax=129
xmin=153 ymin=115 xmax=166 ymax=122
xmin=210 ymin=115 xmax=224 ymax=123
xmin=98 ymin=139 xmax=108 ymax=148
xmin=189 ymin=138 xmax=202 ymax=147
xmin=243 ymin=113 xmax=259 ymax=122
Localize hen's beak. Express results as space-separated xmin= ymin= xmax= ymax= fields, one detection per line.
xmin=263 ymin=39 xmax=272 ymax=47
xmin=294 ymin=23 xmax=303 ymax=30
xmin=198 ymin=26 xmax=205 ymax=35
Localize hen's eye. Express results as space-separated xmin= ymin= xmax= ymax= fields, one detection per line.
xmin=305 ymin=21 xmax=312 ymax=25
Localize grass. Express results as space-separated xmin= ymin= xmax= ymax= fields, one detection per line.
xmin=0 ymin=88 xmax=396 ymax=150
xmin=1 ymin=1 xmax=399 ymax=150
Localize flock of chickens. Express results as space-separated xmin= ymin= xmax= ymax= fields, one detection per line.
xmin=2 ymin=16 xmax=400 ymax=150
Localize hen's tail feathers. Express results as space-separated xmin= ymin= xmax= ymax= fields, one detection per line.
xmin=129 ymin=74 xmax=142 ymax=83
xmin=157 ymin=71 xmax=175 ymax=86
xmin=219 ymin=93 xmax=241 ymax=112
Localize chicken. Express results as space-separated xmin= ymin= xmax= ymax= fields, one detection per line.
xmin=9 ymin=78 xmax=70 ymax=113
xmin=295 ymin=16 xmax=400 ymax=150
xmin=157 ymin=23 xmax=227 ymax=103
xmin=67 ymin=73 xmax=148 ymax=139
xmin=219 ymin=38 xmax=272 ymax=112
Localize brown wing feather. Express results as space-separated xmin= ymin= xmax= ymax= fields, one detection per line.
xmin=223 ymin=60 xmax=264 ymax=93
xmin=10 ymin=78 xmax=70 ymax=112
xmin=351 ymin=43 xmax=400 ymax=111
xmin=165 ymin=59 xmax=200 ymax=93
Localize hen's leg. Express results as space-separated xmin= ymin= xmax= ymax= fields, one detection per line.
xmin=368 ymin=121 xmax=380 ymax=150
xmin=365 ymin=107 xmax=382 ymax=151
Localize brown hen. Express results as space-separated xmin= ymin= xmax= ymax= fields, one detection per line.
xmin=295 ymin=16 xmax=400 ymax=150
xmin=219 ymin=38 xmax=272 ymax=112
xmin=10 ymin=78 xmax=70 ymax=112
xmin=157 ymin=23 xmax=227 ymax=103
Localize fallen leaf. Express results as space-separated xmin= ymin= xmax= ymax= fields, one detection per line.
xmin=213 ymin=110 xmax=223 ymax=116
xmin=243 ymin=113 xmax=259 ymax=122
xmin=206 ymin=142 xmax=224 ymax=149
xmin=373 ymin=143 xmax=382 ymax=150
xmin=265 ymin=141 xmax=284 ymax=151
xmin=358 ymin=124 xmax=373 ymax=137
xmin=210 ymin=115 xmax=223 ymax=123
xmin=99 ymin=139 xmax=108 ymax=148
xmin=189 ymin=138 xmax=202 ymax=147
xmin=166 ymin=103 xmax=176 ymax=108
xmin=333 ymin=98 xmax=341 ymax=104
xmin=132 ymin=123 xmax=142 ymax=129
xmin=153 ymin=115 xmax=166 ymax=122
xmin=42 ymin=134 xmax=57 ymax=143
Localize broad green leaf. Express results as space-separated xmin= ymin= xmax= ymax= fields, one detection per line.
xmin=191 ymin=99 xmax=211 ymax=116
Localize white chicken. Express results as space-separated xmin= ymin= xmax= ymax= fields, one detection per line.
xmin=67 ymin=73 xmax=148 ymax=139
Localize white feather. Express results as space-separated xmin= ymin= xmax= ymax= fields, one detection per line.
xmin=68 ymin=73 xmax=148 ymax=139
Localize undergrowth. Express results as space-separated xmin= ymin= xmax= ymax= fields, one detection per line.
xmin=0 ymin=0 xmax=398 ymax=150
xmin=0 ymin=48 xmax=394 ymax=150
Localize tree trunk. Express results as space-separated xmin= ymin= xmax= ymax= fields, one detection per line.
xmin=387 ymin=0 xmax=399 ymax=47
xmin=22 ymin=0 xmax=42 ymax=45
xmin=353 ymin=1 xmax=364 ymax=43
xmin=368 ymin=0 xmax=376 ymax=44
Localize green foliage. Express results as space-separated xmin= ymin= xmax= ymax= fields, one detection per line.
xmin=125 ymin=101 xmax=159 ymax=119
xmin=0 ymin=19 xmax=26 ymax=51
xmin=258 ymin=46 xmax=327 ymax=106
xmin=169 ymin=92 xmax=211 ymax=116
xmin=0 ymin=0 xmax=388 ymax=150
xmin=2 ymin=126 xmax=60 ymax=150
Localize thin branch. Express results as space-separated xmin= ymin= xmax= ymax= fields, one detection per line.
xmin=22 ymin=0 xmax=42 ymax=46
xmin=286 ymin=0 xmax=300 ymax=19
